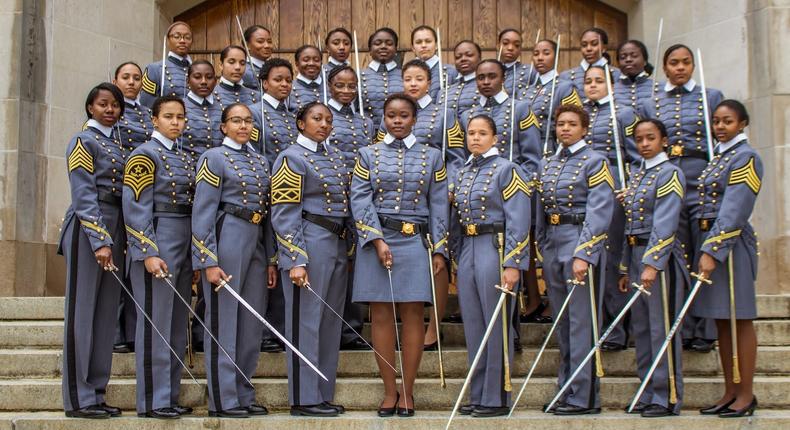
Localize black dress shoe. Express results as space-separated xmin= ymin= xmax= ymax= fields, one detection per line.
xmin=99 ymin=403 xmax=121 ymax=417
xmin=471 ymin=406 xmax=510 ymax=417
xmin=699 ymin=398 xmax=735 ymax=415
xmin=172 ymin=405 xmax=193 ymax=415
xmin=543 ymin=401 xmax=565 ymax=413
xmin=65 ymin=405 xmax=110 ymax=419
xmin=641 ymin=404 xmax=674 ymax=417
xmin=521 ymin=302 xmax=548 ymax=323
xmin=599 ymin=341 xmax=627 ymax=351
xmin=244 ymin=403 xmax=268 ymax=415
xmin=113 ymin=342 xmax=134 ymax=353
xmin=290 ymin=404 xmax=339 ymax=417
xmin=514 ymin=338 xmax=523 ymax=352
xmin=719 ymin=397 xmax=757 ymax=418
xmin=553 ymin=404 xmax=601 ymax=415
xmin=533 ymin=314 xmax=553 ymax=324
xmin=423 ymin=341 xmax=438 ymax=351
xmin=689 ymin=338 xmax=715 ymax=353
xmin=378 ymin=393 xmax=399 ymax=417
xmin=322 ymin=401 xmax=345 ymax=414
xmin=459 ymin=404 xmax=477 ymax=415
xmin=624 ymin=402 xmax=649 ymax=414
xmin=208 ymin=407 xmax=250 ymax=418
xmin=193 ymin=341 xmax=204 ymax=353
xmin=139 ymin=407 xmax=180 ymax=419
xmin=260 ymin=339 xmax=285 ymax=353
xmin=341 ymin=338 xmax=371 ymax=351
xmin=397 ymin=395 xmax=415 ymax=417
xmin=445 ymin=312 xmax=463 ymax=323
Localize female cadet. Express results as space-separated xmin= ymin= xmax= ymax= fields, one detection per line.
xmin=241 ymin=25 xmax=274 ymax=91
xmin=141 ymin=21 xmax=193 ymax=108
xmin=453 ymin=115 xmax=532 ymax=417
xmin=213 ymin=45 xmax=258 ymax=109
xmin=122 ymin=95 xmax=195 ymax=419
xmin=351 ymin=94 xmax=448 ymax=416
xmin=582 ymin=65 xmax=640 ymax=352
xmin=537 ymin=104 xmax=614 ymax=415
xmin=614 ymin=40 xmax=655 ymax=118
xmin=497 ymin=29 xmax=537 ymax=98
xmin=271 ymin=102 xmax=351 ymax=417
xmin=443 ymin=40 xmax=482 ymax=116
xmin=113 ymin=62 xmax=153 ymax=151
xmin=59 ymin=83 xmax=126 ymax=419
xmin=410 ymin=25 xmax=458 ymax=100
xmin=324 ymin=28 xmax=353 ymax=74
xmin=183 ymin=60 xmax=223 ymax=158
xmin=289 ymin=45 xmax=327 ymax=111
xmin=693 ymin=100 xmax=761 ymax=418
xmin=192 ymin=103 xmax=277 ymax=418
xmin=560 ymin=28 xmax=620 ymax=97
xmin=250 ymin=58 xmax=297 ymax=165
xmin=653 ymin=44 xmax=723 ymax=353
xmin=360 ymin=27 xmax=404 ymax=127
xmin=618 ymin=119 xmax=687 ymax=417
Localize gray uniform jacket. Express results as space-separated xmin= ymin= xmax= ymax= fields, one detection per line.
xmin=213 ymin=78 xmax=259 ymax=109
xmin=327 ymin=99 xmax=375 ymax=170
xmin=360 ymin=61 xmax=403 ymax=127
xmin=522 ymin=72 xmax=582 ymax=153
xmin=241 ymin=59 xmax=265 ymax=91
xmin=614 ymin=72 xmax=654 ymax=118
xmin=141 ymin=53 xmax=192 ymax=108
xmin=183 ymin=93 xmax=224 ymax=159
xmin=288 ymin=75 xmax=326 ymax=112
xmin=503 ymin=61 xmax=538 ymax=99
xmin=426 ymin=56 xmax=458 ymax=101
xmin=441 ymin=73 xmax=479 ymax=116
xmin=250 ymin=93 xmax=298 ymax=165
xmin=583 ymin=97 xmax=641 ymax=178
xmin=560 ymin=61 xmax=621 ymax=98
xmin=118 ymin=99 xmax=153 ymax=151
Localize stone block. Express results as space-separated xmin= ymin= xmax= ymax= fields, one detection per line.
xmin=0 ymin=241 xmax=16 ymax=296
xmin=109 ymin=39 xmax=154 ymax=75
xmin=0 ymin=152 xmax=19 ymax=240
xmin=44 ymin=157 xmax=70 ymax=244
xmin=0 ymin=100 xmax=19 ymax=152
xmin=46 ymin=107 xmax=83 ymax=158
xmin=691 ymin=0 xmax=748 ymax=28
xmin=52 ymin=0 xmax=103 ymax=30
xmin=101 ymin=0 xmax=154 ymax=51
xmin=0 ymin=0 xmax=22 ymax=13
xmin=0 ymin=12 xmax=21 ymax=100
xmin=45 ymin=243 xmax=64 ymax=296
xmin=0 ymin=296 xmax=63 ymax=319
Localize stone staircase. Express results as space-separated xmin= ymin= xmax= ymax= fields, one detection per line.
xmin=1 ymin=295 xmax=789 ymax=429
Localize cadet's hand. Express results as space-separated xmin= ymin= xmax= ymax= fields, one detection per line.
xmin=432 ymin=254 xmax=446 ymax=276
xmin=206 ymin=266 xmax=231 ymax=286
xmin=640 ymin=265 xmax=659 ymax=290
xmin=267 ymin=265 xmax=278 ymax=289
xmin=698 ymin=253 xmax=717 ymax=281
xmin=448 ymin=191 xmax=455 ymax=203
xmin=572 ymin=258 xmax=589 ymax=283
xmin=615 ymin=188 xmax=628 ymax=205
xmin=192 ymin=270 xmax=200 ymax=285
xmin=290 ymin=266 xmax=309 ymax=287
xmin=95 ymin=246 xmax=113 ymax=271
xmin=618 ymin=275 xmax=630 ymax=293
xmin=144 ymin=256 xmax=169 ymax=278
xmin=373 ymin=239 xmax=393 ymax=269
xmin=501 ymin=267 xmax=520 ymax=291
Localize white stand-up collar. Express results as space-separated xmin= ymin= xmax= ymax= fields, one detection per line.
xmin=717 ymin=132 xmax=748 ymax=153
xmin=86 ymin=119 xmax=114 ymax=138
xmin=151 ymin=130 xmax=175 ymax=150
xmin=383 ymin=133 xmax=417 ymax=149
xmin=644 ymin=152 xmax=668 ymax=169
xmin=664 ymin=79 xmax=697 ymax=93
xmin=221 ymin=136 xmax=243 ymax=150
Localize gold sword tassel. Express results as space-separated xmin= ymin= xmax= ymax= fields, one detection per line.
xmin=498 ymin=232 xmax=512 ymax=392
xmin=660 ymin=271 xmax=678 ymax=404
xmin=587 ymin=265 xmax=604 ymax=377
xmin=728 ymin=251 xmax=741 ymax=383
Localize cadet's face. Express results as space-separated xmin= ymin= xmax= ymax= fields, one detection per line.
xmin=466 ymin=118 xmax=496 ymax=156
xmin=498 ymin=31 xmax=522 ymax=63
xmin=263 ymin=66 xmax=293 ymax=101
xmin=583 ymin=68 xmax=608 ymax=101
xmin=188 ymin=64 xmax=217 ymax=97
xmin=297 ymin=47 xmax=322 ymax=80
xmin=533 ymin=41 xmax=555 ymax=75
xmin=221 ymin=48 xmax=247 ymax=83
xmin=248 ymin=29 xmax=273 ymax=60
xmin=329 ymin=70 xmax=358 ymax=105
xmin=555 ymin=111 xmax=587 ymax=146
xmin=221 ymin=105 xmax=254 ymax=143
xmin=383 ymin=100 xmax=416 ymax=138
xmin=663 ymin=48 xmax=694 ymax=86
xmin=580 ymin=31 xmax=603 ymax=63
xmin=113 ymin=64 xmax=142 ymax=100
xmin=454 ymin=43 xmax=480 ymax=75
xmin=88 ymin=90 xmax=121 ymax=127
xmin=167 ymin=24 xmax=192 ymax=56
xmin=635 ymin=122 xmax=667 ymax=159
xmin=402 ymin=67 xmax=430 ymax=99
xmin=327 ymin=32 xmax=351 ymax=62
xmin=712 ymin=105 xmax=747 ymax=143
xmin=153 ymin=101 xmax=186 ymax=140
xmin=618 ymin=43 xmax=646 ymax=77
xmin=412 ymin=29 xmax=437 ymax=60
xmin=298 ymin=105 xmax=333 ymax=142
xmin=370 ymin=32 xmax=397 ymax=62
xmin=476 ymin=63 xmax=503 ymax=97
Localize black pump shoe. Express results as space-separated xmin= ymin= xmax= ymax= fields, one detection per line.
xmin=719 ymin=397 xmax=757 ymax=418
xmin=378 ymin=393 xmax=398 ymax=417
xmin=699 ymin=398 xmax=735 ymax=415
xmin=397 ymin=395 xmax=415 ymax=417
xmin=624 ymin=402 xmax=649 ymax=414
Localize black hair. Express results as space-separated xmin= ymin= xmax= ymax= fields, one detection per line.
xmin=715 ymin=99 xmax=750 ymax=125
xmin=582 ymin=27 xmax=611 ymax=63
xmin=454 ymin=39 xmax=482 ymax=57
xmin=188 ymin=59 xmax=214 ymax=77
xmin=468 ymin=114 xmax=497 ymax=135
xmin=295 ymin=101 xmax=331 ymax=131
xmin=327 ymin=65 xmax=356 ymax=83
xmin=325 ymin=27 xmax=353 ymax=47
xmin=411 ymin=25 xmax=437 ymax=44
xmin=151 ymin=95 xmax=185 ymax=118
xmin=259 ymin=57 xmax=293 ymax=80
xmin=114 ymin=61 xmax=142 ymax=79
xmin=583 ymin=64 xmax=614 ymax=83
xmin=295 ymin=44 xmax=321 ymax=62
xmin=402 ymin=59 xmax=431 ymax=80
xmin=663 ymin=44 xmax=694 ymax=66
xmin=244 ymin=25 xmax=271 ymax=43
xmin=220 ymin=102 xmax=253 ymax=124
xmin=477 ymin=59 xmax=505 ymax=77
xmin=497 ymin=28 xmax=521 ymax=42
xmin=220 ymin=44 xmax=247 ymax=62
xmin=383 ymin=93 xmax=417 ymax=117
xmin=617 ymin=39 xmax=654 ymax=75
xmin=368 ymin=27 xmax=399 ymax=49
xmin=554 ymin=104 xmax=590 ymax=129
xmin=535 ymin=39 xmax=558 ymax=55
xmin=85 ymin=82 xmax=125 ymax=120
xmin=634 ymin=118 xmax=668 ymax=138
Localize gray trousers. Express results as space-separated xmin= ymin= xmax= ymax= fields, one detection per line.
xmin=679 ymin=208 xmax=717 ymax=341
xmin=602 ymin=205 xmax=629 ymax=346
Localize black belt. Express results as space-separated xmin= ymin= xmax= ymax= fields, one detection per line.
xmin=220 ymin=202 xmax=264 ymax=225
xmin=626 ymin=235 xmax=649 ymax=247
xmin=699 ymin=218 xmax=715 ymax=232
xmin=154 ymin=203 xmax=192 ymax=214
xmin=462 ymin=222 xmax=504 ymax=237
xmin=97 ymin=191 xmax=121 ymax=206
xmin=545 ymin=213 xmax=586 ymax=225
xmin=303 ymin=211 xmax=348 ymax=239
xmin=667 ymin=144 xmax=709 ymax=160
xmin=379 ymin=216 xmax=428 ymax=236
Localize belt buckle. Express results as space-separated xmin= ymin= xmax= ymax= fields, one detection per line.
xmin=250 ymin=212 xmax=262 ymax=225
xmin=465 ymin=224 xmax=478 ymax=236
xmin=670 ymin=144 xmax=684 ymax=157
xmin=700 ymin=219 xmax=710 ymax=232
xmin=401 ymin=222 xmax=415 ymax=235
xmin=550 ymin=213 xmax=560 ymax=225
xmin=627 ymin=236 xmax=637 ymax=246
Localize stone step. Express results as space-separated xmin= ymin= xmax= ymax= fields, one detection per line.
xmin=1 ymin=376 xmax=788 ymax=411
xmin=4 ymin=319 xmax=790 ymax=349
xmin=2 ymin=410 xmax=790 ymax=430
xmin=2 ymin=346 xmax=788 ymax=379
xmin=2 ymin=294 xmax=788 ymax=321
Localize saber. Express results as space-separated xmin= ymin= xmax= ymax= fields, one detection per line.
xmin=497 ymin=233 xmax=513 ymax=392
xmin=352 ymin=31 xmax=365 ymax=117
xmin=186 ymin=311 xmax=194 ymax=369
xmin=387 ymin=266 xmax=409 ymax=410
xmin=509 ymin=281 xmax=578 ymax=417
xmin=215 ymin=278 xmax=328 ymax=381
xmin=650 ymin=18 xmax=664 ymax=100
xmin=542 ymin=34 xmax=561 ymax=156
xmin=446 ymin=286 xmax=515 ymax=429
xmin=508 ymin=61 xmax=518 ymax=162
xmin=728 ymin=251 xmax=741 ymax=383
xmin=235 ymin=15 xmax=267 ymax=159
xmin=627 ymin=272 xmax=711 ymax=412
xmin=546 ymin=283 xmax=651 ymax=412
xmin=696 ymin=49 xmax=715 ymax=160
xmin=159 ymin=34 xmax=167 ymax=97
xmin=426 ymin=234 xmax=446 ymax=388
xmin=660 ymin=271 xmax=679 ymax=404
xmin=604 ymin=64 xmax=627 ymax=188
xmin=300 ymin=281 xmax=398 ymax=373
xmin=162 ymin=275 xmax=254 ymax=387
xmin=587 ymin=265 xmax=604 ymax=378
xmin=527 ymin=29 xmax=541 ymax=88
xmin=107 ymin=268 xmax=200 ymax=386
xmin=437 ymin=29 xmax=448 ymax=159
xmin=317 ymin=39 xmax=329 ymax=104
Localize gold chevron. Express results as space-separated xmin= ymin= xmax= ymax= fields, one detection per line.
xmin=624 ymin=115 xmax=640 ymax=137
xmin=125 ymin=225 xmax=159 ymax=253
xmin=434 ymin=165 xmax=447 ymax=182
xmin=588 ymin=161 xmax=614 ymax=189
xmin=67 ymin=138 xmax=94 ymax=173
xmin=271 ymin=157 xmax=302 ymax=205
xmin=502 ymin=168 xmax=531 ymax=200
xmin=374 ymin=129 xmax=386 ymax=144
xmin=192 ymin=235 xmax=217 ymax=262
xmin=728 ymin=157 xmax=761 ymax=194
xmin=196 ymin=158 xmax=221 ymax=188
xmin=251 ymin=127 xmax=260 ymax=142
xmin=519 ymin=110 xmax=539 ymax=130
xmin=447 ymin=120 xmax=464 ymax=148
xmin=141 ymin=70 xmax=157 ymax=95
xmin=353 ymin=158 xmax=370 ymax=180
xmin=644 ymin=234 xmax=675 ymax=260
xmin=656 ymin=170 xmax=684 ymax=199
xmin=123 ymin=154 xmax=155 ymax=201
xmin=561 ymin=88 xmax=582 ymax=107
